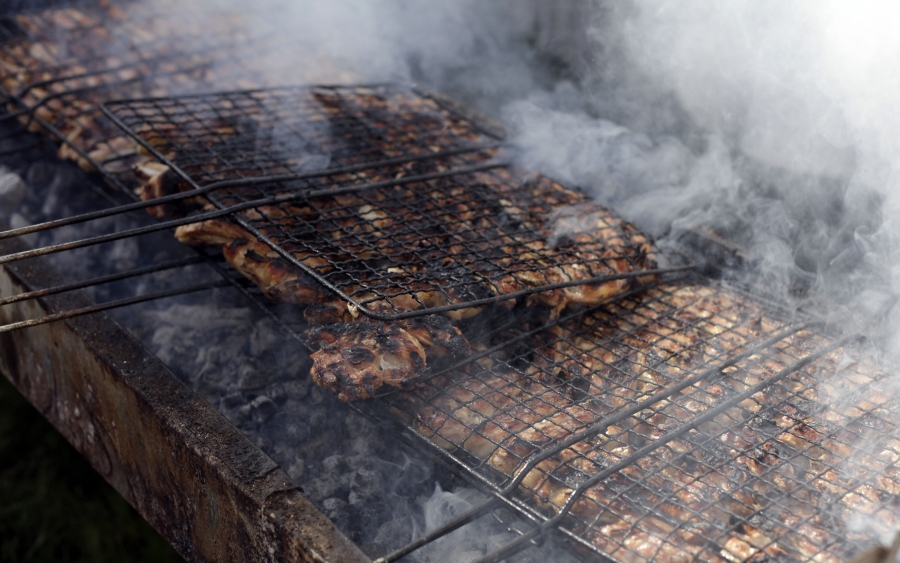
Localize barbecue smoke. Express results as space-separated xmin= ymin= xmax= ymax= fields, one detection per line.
xmin=142 ymin=0 xmax=900 ymax=554
xmin=503 ymin=1 xmax=900 ymax=344
xmin=12 ymin=0 xmax=900 ymax=558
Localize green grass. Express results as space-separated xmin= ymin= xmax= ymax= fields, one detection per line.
xmin=0 ymin=375 xmax=184 ymax=563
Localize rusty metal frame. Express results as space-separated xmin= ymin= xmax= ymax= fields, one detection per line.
xmin=0 ymin=225 xmax=369 ymax=563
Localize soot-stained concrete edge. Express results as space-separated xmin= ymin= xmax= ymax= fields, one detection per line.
xmin=0 ymin=231 xmax=369 ymax=563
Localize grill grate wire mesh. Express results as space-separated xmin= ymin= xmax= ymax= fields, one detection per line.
xmin=0 ymin=5 xmax=897 ymax=563
xmin=104 ymin=85 xmax=677 ymax=321
xmin=362 ymin=280 xmax=896 ymax=563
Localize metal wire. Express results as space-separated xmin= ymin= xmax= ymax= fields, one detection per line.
xmin=368 ymin=280 xmax=896 ymax=563
xmin=104 ymin=85 xmax=683 ymax=321
xmin=0 ymin=255 xmax=205 ymax=306
xmin=0 ymin=279 xmax=231 ymax=334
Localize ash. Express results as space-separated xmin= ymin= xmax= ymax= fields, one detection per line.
xmin=0 ymin=142 xmax=580 ymax=562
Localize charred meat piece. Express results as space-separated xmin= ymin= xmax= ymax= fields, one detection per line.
xmin=304 ymin=314 xmax=471 ymax=400
xmin=304 ymin=322 xmax=427 ymax=402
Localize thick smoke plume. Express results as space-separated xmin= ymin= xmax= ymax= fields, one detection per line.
xmin=505 ymin=1 xmax=900 ymax=343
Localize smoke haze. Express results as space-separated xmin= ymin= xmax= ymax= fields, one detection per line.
xmin=187 ymin=0 xmax=900 ymax=340
xmin=165 ymin=0 xmax=900 ymax=548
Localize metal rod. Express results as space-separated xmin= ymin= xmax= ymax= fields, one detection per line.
xmin=0 ymin=256 xmax=205 ymax=306
xmin=0 ymin=279 xmax=231 ymax=334
xmin=377 ymin=320 xmax=815 ymax=562
xmin=373 ymin=499 xmax=502 ymax=563
xmin=0 ymin=143 xmax=501 ymax=241
xmin=470 ymin=334 xmax=857 ymax=563
xmin=0 ymin=161 xmax=507 ymax=265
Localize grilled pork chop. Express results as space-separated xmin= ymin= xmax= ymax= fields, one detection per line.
xmin=305 ymin=315 xmax=470 ymax=401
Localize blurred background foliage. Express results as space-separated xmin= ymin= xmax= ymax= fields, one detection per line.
xmin=0 ymin=375 xmax=184 ymax=563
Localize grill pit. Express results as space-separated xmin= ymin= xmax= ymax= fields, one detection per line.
xmin=3 ymin=3 xmax=900 ymax=563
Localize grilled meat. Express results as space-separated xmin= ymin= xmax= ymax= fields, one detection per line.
xmin=134 ymin=162 xmax=201 ymax=219
xmin=304 ymin=314 xmax=470 ymax=401
xmin=305 ymin=322 xmax=427 ymax=402
xmin=408 ymin=281 xmax=896 ymax=562
xmin=1 ymin=3 xmax=342 ymax=177
xmin=223 ymin=238 xmax=329 ymax=306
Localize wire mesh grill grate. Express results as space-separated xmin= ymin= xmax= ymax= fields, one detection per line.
xmin=104 ymin=85 xmax=670 ymax=321
xmin=370 ymin=279 xmax=898 ymax=562
xmin=0 ymin=1 xmax=338 ymax=190
xmin=105 ymin=85 xmax=504 ymax=184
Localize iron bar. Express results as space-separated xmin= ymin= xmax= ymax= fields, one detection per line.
xmin=0 ymin=161 xmax=508 ymax=265
xmin=0 ymin=278 xmax=231 ymax=334
xmin=0 ymin=143 xmax=501 ymax=241
xmin=0 ymin=255 xmax=206 ymax=306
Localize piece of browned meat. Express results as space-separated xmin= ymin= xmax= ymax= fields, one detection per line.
xmin=304 ymin=322 xmax=427 ymax=402
xmin=304 ymin=314 xmax=470 ymax=401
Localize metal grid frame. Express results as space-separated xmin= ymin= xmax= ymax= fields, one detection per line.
xmin=0 ymin=0 xmax=327 ymax=194
xmin=102 ymin=85 xmax=684 ymax=321
xmin=360 ymin=279 xmax=890 ymax=563
xmin=0 ymin=6 xmax=894 ymax=561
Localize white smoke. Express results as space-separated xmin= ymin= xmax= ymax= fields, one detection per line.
xmin=618 ymin=0 xmax=900 ymax=335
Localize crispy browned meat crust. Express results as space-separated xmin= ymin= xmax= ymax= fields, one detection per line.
xmin=304 ymin=314 xmax=471 ymax=402
xmin=304 ymin=322 xmax=427 ymax=402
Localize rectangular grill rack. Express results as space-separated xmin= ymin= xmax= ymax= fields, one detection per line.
xmin=365 ymin=279 xmax=899 ymax=563
xmin=101 ymin=85 xmax=683 ymax=321
xmin=0 ymin=4 xmax=898 ymax=563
